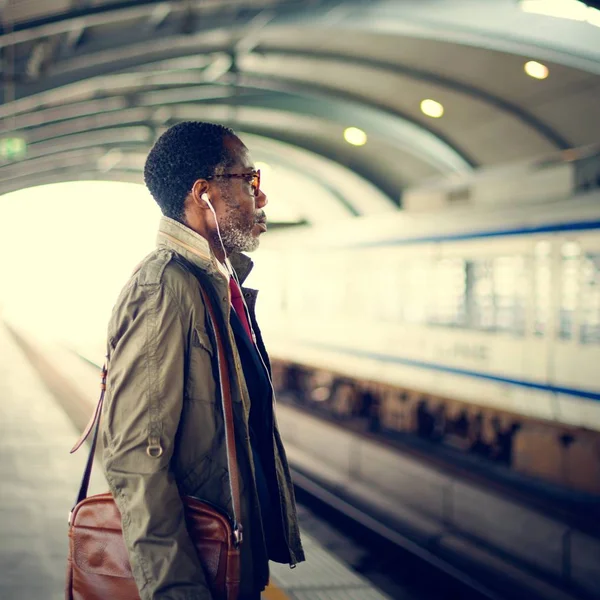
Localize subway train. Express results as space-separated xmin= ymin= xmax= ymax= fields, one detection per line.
xmin=251 ymin=147 xmax=600 ymax=494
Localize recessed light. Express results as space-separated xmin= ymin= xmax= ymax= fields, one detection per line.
xmin=420 ymin=99 xmax=444 ymax=118
xmin=524 ymin=60 xmax=549 ymax=79
xmin=344 ymin=127 xmax=367 ymax=146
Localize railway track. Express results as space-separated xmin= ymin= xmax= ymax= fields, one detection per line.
xmin=279 ymin=395 xmax=600 ymax=537
xmin=291 ymin=467 xmax=503 ymax=600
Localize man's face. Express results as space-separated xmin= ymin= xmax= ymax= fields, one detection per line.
xmin=212 ymin=137 xmax=268 ymax=255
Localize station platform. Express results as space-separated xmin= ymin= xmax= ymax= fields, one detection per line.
xmin=0 ymin=322 xmax=390 ymax=600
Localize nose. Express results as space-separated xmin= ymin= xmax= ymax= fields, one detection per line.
xmin=255 ymin=188 xmax=268 ymax=208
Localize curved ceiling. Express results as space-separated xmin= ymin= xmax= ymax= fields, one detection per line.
xmin=1 ymin=0 xmax=600 ymax=221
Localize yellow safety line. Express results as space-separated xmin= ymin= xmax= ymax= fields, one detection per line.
xmin=262 ymin=581 xmax=291 ymax=600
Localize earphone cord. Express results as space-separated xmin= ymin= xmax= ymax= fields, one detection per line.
xmin=205 ymin=197 xmax=257 ymax=341
xmin=205 ymin=201 xmax=228 ymax=265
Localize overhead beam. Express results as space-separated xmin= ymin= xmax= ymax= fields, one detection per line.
xmin=233 ymin=8 xmax=275 ymax=55
xmin=0 ymin=169 xmax=145 ymax=197
xmin=0 ymin=0 xmax=326 ymax=49
xmin=146 ymin=4 xmax=172 ymax=31
xmin=19 ymin=40 xmax=569 ymax=151
xmin=247 ymin=48 xmax=572 ymax=150
xmin=0 ymin=102 xmax=407 ymax=203
xmin=61 ymin=25 xmax=86 ymax=56
xmin=2 ymin=0 xmax=599 ymax=78
xmin=0 ymin=126 xmax=152 ymax=165
xmin=2 ymin=63 xmax=476 ymax=172
xmin=0 ymin=111 xmax=406 ymax=204
xmin=1 ymin=79 xmax=472 ymax=177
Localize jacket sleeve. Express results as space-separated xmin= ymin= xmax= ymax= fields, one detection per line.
xmin=101 ymin=280 xmax=212 ymax=600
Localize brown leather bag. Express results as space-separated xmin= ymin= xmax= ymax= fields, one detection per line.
xmin=66 ymin=286 xmax=242 ymax=600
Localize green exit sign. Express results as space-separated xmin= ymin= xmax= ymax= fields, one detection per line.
xmin=0 ymin=137 xmax=27 ymax=160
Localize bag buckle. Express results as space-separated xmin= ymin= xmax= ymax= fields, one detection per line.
xmin=233 ymin=522 xmax=243 ymax=547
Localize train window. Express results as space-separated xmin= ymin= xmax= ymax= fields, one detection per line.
xmin=468 ymin=260 xmax=495 ymax=330
xmin=559 ymin=242 xmax=581 ymax=340
xmin=494 ymin=256 xmax=526 ymax=335
xmin=429 ymin=258 xmax=467 ymax=326
xmin=404 ymin=261 xmax=429 ymax=323
xmin=466 ymin=256 xmax=526 ymax=335
xmin=580 ymin=252 xmax=600 ymax=344
xmin=533 ymin=241 xmax=552 ymax=337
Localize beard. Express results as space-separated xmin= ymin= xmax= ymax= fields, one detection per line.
xmin=214 ymin=198 xmax=265 ymax=255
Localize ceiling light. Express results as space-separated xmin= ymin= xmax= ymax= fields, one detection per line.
xmin=97 ymin=149 xmax=123 ymax=173
xmin=524 ymin=60 xmax=549 ymax=79
xmin=343 ymin=127 xmax=367 ymax=146
xmin=519 ymin=0 xmax=600 ymax=27
xmin=420 ymin=99 xmax=444 ymax=118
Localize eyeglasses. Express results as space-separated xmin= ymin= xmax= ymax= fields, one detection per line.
xmin=206 ymin=169 xmax=261 ymax=197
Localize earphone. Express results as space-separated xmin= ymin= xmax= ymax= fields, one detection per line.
xmin=201 ymin=192 xmax=229 ymax=272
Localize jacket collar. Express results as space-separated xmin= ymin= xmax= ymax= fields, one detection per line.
xmin=229 ymin=252 xmax=254 ymax=286
xmin=156 ymin=216 xmax=254 ymax=285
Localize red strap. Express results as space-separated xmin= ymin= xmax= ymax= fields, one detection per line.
xmin=229 ymin=277 xmax=253 ymax=342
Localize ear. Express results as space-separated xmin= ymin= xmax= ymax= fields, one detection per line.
xmin=191 ymin=179 xmax=211 ymax=209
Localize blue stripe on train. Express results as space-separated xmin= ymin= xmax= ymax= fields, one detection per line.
xmin=354 ymin=219 xmax=600 ymax=248
xmin=298 ymin=341 xmax=600 ymax=403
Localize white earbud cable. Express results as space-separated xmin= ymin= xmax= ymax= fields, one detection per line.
xmin=203 ymin=194 xmax=257 ymax=341
xmin=203 ymin=195 xmax=234 ymax=277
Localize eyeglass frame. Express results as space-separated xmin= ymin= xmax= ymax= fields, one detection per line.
xmin=205 ymin=169 xmax=261 ymax=197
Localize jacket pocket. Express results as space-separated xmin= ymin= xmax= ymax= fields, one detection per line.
xmin=186 ymin=325 xmax=217 ymax=403
xmin=192 ymin=326 xmax=213 ymax=356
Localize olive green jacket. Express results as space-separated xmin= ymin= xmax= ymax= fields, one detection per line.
xmin=100 ymin=216 xmax=304 ymax=600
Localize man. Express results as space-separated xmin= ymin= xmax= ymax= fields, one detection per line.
xmin=100 ymin=121 xmax=304 ymax=600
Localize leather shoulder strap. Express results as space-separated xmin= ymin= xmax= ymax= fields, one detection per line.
xmin=69 ymin=365 xmax=107 ymax=522
xmin=197 ymin=285 xmax=242 ymax=545
xmin=70 ymin=366 xmax=106 ymax=454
